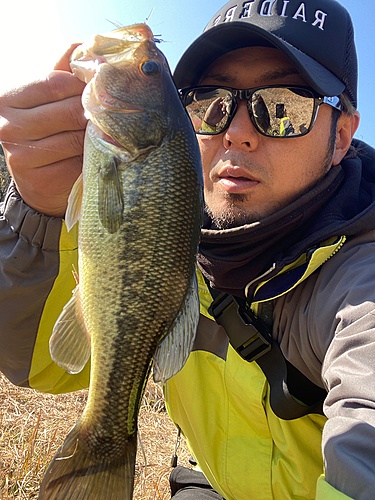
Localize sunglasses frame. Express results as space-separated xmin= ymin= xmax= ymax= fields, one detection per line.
xmin=180 ymin=85 xmax=342 ymax=138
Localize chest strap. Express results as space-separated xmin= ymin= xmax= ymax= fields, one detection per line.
xmin=207 ymin=288 xmax=327 ymax=420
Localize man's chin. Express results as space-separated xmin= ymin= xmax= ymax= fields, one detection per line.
xmin=204 ymin=201 xmax=262 ymax=230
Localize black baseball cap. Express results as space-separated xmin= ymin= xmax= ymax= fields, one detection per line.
xmin=174 ymin=0 xmax=358 ymax=108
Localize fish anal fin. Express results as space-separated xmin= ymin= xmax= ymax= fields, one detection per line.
xmin=49 ymin=286 xmax=91 ymax=375
xmin=98 ymin=156 xmax=124 ymax=234
xmin=39 ymin=424 xmax=137 ymax=500
xmin=65 ymin=173 xmax=83 ymax=232
xmin=153 ymin=273 xmax=200 ymax=384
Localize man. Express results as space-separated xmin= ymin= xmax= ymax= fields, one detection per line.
xmin=0 ymin=0 xmax=374 ymax=499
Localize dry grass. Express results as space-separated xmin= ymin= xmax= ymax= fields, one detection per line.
xmin=0 ymin=146 xmax=11 ymax=201
xmin=0 ymin=372 xmax=190 ymax=499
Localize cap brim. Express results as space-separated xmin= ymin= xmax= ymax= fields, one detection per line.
xmin=173 ymin=23 xmax=345 ymax=97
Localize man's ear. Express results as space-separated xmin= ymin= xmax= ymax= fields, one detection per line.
xmin=332 ymin=111 xmax=360 ymax=166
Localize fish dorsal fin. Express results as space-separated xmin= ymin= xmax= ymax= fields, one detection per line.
xmin=153 ymin=273 xmax=200 ymax=384
xmin=98 ymin=156 xmax=124 ymax=233
xmin=65 ymin=173 xmax=83 ymax=232
xmin=49 ymin=286 xmax=91 ymax=374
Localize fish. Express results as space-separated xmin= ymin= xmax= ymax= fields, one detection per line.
xmin=38 ymin=23 xmax=203 ymax=500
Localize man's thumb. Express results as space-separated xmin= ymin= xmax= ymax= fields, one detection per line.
xmin=54 ymin=43 xmax=82 ymax=72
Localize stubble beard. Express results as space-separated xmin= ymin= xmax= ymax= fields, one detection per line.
xmin=205 ymin=193 xmax=264 ymax=229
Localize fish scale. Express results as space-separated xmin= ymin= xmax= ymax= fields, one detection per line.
xmin=40 ymin=23 xmax=203 ymax=500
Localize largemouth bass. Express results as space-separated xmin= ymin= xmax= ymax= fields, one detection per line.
xmin=39 ymin=23 xmax=203 ymax=500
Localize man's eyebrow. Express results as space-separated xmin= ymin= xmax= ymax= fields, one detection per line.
xmin=199 ymin=67 xmax=301 ymax=86
xmin=199 ymin=73 xmax=233 ymax=85
xmin=260 ymin=67 xmax=300 ymax=83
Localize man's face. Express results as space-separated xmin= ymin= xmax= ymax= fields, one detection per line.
xmin=197 ymin=46 xmax=337 ymax=228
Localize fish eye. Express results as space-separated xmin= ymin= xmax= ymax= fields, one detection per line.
xmin=141 ymin=60 xmax=161 ymax=77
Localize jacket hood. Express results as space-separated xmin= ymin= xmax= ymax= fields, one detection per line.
xmin=284 ymin=139 xmax=375 ymax=265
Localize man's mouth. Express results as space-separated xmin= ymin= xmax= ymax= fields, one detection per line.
xmin=216 ymin=166 xmax=260 ymax=193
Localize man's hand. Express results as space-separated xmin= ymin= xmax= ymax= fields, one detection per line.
xmin=0 ymin=44 xmax=87 ymax=217
xmin=203 ymin=97 xmax=228 ymax=127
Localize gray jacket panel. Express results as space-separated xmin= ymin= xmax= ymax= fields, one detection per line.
xmin=0 ymin=183 xmax=62 ymax=386
xmin=273 ymin=231 xmax=375 ymax=499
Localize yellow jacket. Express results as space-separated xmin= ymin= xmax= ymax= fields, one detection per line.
xmin=3 ymin=183 xmax=374 ymax=500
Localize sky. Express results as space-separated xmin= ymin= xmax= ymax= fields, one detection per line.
xmin=0 ymin=0 xmax=373 ymax=146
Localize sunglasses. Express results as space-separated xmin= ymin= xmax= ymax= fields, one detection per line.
xmin=180 ymin=85 xmax=342 ymax=138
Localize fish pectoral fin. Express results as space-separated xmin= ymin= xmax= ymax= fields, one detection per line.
xmin=39 ymin=423 xmax=137 ymax=500
xmin=153 ymin=273 xmax=200 ymax=384
xmin=98 ymin=156 xmax=124 ymax=234
xmin=65 ymin=173 xmax=83 ymax=232
xmin=49 ymin=286 xmax=91 ymax=374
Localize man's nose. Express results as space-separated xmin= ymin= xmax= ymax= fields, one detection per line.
xmin=223 ymin=100 xmax=260 ymax=151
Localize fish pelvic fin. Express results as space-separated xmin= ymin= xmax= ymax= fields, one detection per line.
xmin=66 ymin=173 xmax=83 ymax=232
xmin=153 ymin=272 xmax=200 ymax=384
xmin=39 ymin=424 xmax=137 ymax=500
xmin=49 ymin=286 xmax=91 ymax=374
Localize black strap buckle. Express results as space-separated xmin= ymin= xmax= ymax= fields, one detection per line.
xmin=209 ymin=293 xmax=272 ymax=362
xmin=206 ymin=288 xmax=326 ymax=419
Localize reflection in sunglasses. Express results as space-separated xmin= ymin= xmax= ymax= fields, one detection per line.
xmin=181 ymin=85 xmax=342 ymax=138
xmin=252 ymin=94 xmax=271 ymax=134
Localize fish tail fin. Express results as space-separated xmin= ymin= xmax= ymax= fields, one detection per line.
xmin=39 ymin=424 xmax=137 ymax=500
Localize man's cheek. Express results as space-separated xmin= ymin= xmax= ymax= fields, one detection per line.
xmin=197 ymin=135 xmax=221 ymax=172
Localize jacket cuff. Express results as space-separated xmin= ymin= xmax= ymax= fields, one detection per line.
xmin=316 ymin=476 xmax=355 ymax=500
xmin=2 ymin=181 xmax=63 ymax=251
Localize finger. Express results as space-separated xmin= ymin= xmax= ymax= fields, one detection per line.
xmin=0 ymin=71 xmax=86 ymax=109
xmin=12 ymin=156 xmax=83 ymax=218
xmin=54 ymin=43 xmax=82 ymax=72
xmin=0 ymin=95 xmax=87 ymax=143
xmin=28 ymin=158 xmax=83 ymax=198
xmin=4 ymin=130 xmax=85 ymax=170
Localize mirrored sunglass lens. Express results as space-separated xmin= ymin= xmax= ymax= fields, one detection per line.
xmin=250 ymin=88 xmax=315 ymax=137
xmin=184 ymin=88 xmax=233 ymax=134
